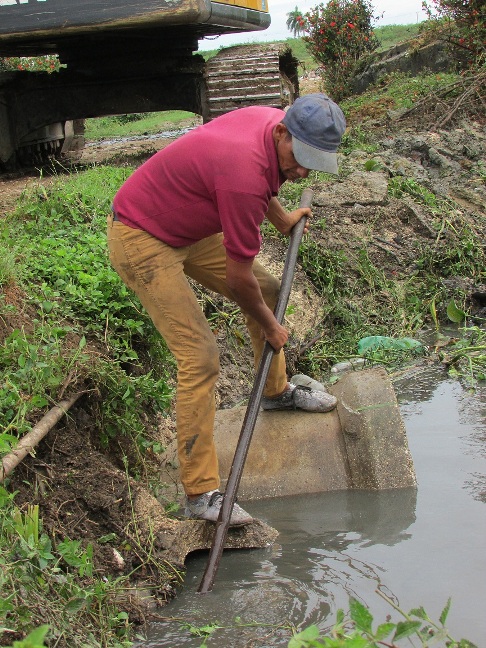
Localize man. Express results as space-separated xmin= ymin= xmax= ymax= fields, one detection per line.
xmin=108 ymin=93 xmax=346 ymax=526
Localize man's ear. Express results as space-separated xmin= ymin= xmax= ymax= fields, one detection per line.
xmin=274 ymin=123 xmax=289 ymax=141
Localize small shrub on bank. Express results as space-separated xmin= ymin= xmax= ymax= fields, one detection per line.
xmin=286 ymin=0 xmax=380 ymax=99
xmin=421 ymin=0 xmax=485 ymax=64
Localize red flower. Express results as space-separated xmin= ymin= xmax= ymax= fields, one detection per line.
xmin=330 ymin=21 xmax=336 ymax=26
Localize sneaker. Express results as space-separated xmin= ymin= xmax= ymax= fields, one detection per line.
xmin=184 ymin=490 xmax=253 ymax=526
xmin=261 ymin=383 xmax=337 ymax=413
xmin=290 ymin=374 xmax=327 ymax=391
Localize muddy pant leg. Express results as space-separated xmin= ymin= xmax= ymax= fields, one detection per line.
xmin=244 ymin=259 xmax=288 ymax=397
xmin=107 ymin=217 xmax=220 ymax=496
xmin=184 ymin=235 xmax=288 ymax=398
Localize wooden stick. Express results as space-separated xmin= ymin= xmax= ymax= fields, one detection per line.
xmin=0 ymin=391 xmax=84 ymax=482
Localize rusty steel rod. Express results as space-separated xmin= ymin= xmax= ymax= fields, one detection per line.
xmin=198 ymin=187 xmax=313 ymax=593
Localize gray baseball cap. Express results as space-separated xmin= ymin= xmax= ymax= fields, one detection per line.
xmin=282 ymin=93 xmax=346 ymax=174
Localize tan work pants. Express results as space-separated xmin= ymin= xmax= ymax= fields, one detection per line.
xmin=107 ymin=215 xmax=288 ymax=496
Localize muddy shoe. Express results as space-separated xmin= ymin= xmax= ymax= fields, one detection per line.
xmin=261 ymin=383 xmax=337 ymax=413
xmin=184 ymin=490 xmax=253 ymax=526
xmin=290 ymin=373 xmax=327 ymax=391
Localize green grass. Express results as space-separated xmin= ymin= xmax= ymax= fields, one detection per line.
xmin=1 ymin=166 xmax=174 ymax=452
xmin=84 ymin=110 xmax=198 ymax=141
xmin=375 ymin=23 xmax=423 ymax=50
xmin=340 ymin=69 xmax=461 ymax=119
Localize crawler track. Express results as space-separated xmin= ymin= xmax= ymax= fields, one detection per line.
xmin=204 ymin=44 xmax=299 ymax=121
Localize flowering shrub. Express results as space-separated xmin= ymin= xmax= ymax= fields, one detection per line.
xmin=0 ymin=55 xmax=61 ymax=73
xmin=288 ymin=0 xmax=379 ymax=100
xmin=422 ymin=0 xmax=485 ymax=62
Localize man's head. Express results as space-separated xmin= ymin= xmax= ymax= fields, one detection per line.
xmin=281 ymin=93 xmax=346 ymax=175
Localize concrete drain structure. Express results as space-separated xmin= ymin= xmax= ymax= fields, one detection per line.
xmin=213 ymin=366 xmax=416 ymax=500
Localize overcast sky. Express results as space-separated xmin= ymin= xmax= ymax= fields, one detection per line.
xmin=198 ymin=0 xmax=428 ymax=50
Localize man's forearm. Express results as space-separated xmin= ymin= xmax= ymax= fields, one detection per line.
xmin=266 ymin=197 xmax=311 ymax=236
xmin=265 ymin=197 xmax=291 ymax=235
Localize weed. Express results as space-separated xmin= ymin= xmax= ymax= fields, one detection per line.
xmin=0 ymin=324 xmax=89 ymax=437
xmin=439 ymin=324 xmax=486 ymax=388
xmin=289 ymin=594 xmax=476 ymax=646
xmin=340 ymin=124 xmax=378 ymax=155
xmin=0 ymin=167 xmax=175 ymax=461
xmin=0 ymin=248 xmax=18 ymax=287
xmin=388 ymin=176 xmax=440 ymax=209
xmin=0 ymin=487 xmax=132 ymax=648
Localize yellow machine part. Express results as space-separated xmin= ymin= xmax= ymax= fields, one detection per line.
xmin=215 ymin=0 xmax=268 ymax=12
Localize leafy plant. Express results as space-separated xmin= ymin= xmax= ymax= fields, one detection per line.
xmin=0 ymin=324 xmax=89 ymax=436
xmin=7 ymin=624 xmax=50 ymax=648
xmin=288 ymin=595 xmax=477 ymax=647
xmin=421 ymin=0 xmax=485 ymax=63
xmin=0 ymin=167 xmax=174 ymax=460
xmin=291 ymin=0 xmax=380 ymax=99
xmin=0 ymin=490 xmax=133 ymax=648
xmin=0 ymin=55 xmax=60 ymax=73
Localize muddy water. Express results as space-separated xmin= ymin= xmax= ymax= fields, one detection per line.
xmin=140 ymin=367 xmax=486 ymax=647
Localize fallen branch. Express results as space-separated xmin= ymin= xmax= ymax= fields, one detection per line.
xmin=0 ymin=391 xmax=85 ymax=482
xmin=396 ymin=68 xmax=486 ymax=127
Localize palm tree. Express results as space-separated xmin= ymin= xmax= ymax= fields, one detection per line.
xmin=286 ymin=6 xmax=306 ymax=37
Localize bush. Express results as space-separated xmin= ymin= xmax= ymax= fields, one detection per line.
xmin=0 ymin=55 xmax=61 ymax=73
xmin=422 ymin=0 xmax=485 ymax=63
xmin=291 ymin=0 xmax=380 ymax=100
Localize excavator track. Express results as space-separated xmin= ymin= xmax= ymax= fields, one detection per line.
xmin=203 ymin=43 xmax=299 ymax=121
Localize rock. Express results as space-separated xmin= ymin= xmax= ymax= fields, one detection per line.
xmin=316 ymin=171 xmax=389 ymax=207
xmin=158 ymin=519 xmax=279 ymax=567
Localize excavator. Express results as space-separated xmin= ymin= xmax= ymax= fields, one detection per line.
xmin=0 ymin=0 xmax=299 ymax=169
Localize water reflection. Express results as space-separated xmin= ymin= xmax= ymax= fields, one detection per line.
xmin=141 ymin=488 xmax=417 ymax=647
xmin=140 ymin=370 xmax=485 ymax=647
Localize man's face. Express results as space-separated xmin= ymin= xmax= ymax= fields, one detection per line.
xmin=274 ymin=125 xmax=310 ymax=182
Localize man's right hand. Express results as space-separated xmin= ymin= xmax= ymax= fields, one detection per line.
xmin=226 ymin=255 xmax=288 ymax=352
xmin=263 ymin=320 xmax=288 ymax=352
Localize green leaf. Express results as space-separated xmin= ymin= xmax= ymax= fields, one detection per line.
xmin=446 ymin=300 xmax=466 ymax=323
xmin=357 ymin=335 xmax=423 ymax=355
xmin=375 ymin=622 xmax=395 ymax=639
xmin=30 ymin=395 xmax=48 ymax=408
xmin=65 ymin=597 xmax=88 ymax=614
xmin=430 ymin=298 xmax=438 ymax=328
xmin=13 ymin=624 xmax=50 ymax=647
xmin=288 ymin=625 xmax=320 ymax=647
xmin=393 ymin=620 xmax=422 ymax=641
xmin=349 ymin=597 xmax=373 ymax=633
xmin=409 ymin=606 xmax=428 ymax=620
xmin=439 ymin=597 xmax=451 ymax=625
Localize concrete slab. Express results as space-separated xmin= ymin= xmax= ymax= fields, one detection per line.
xmin=160 ymin=367 xmax=416 ymax=501
xmin=330 ymin=366 xmax=416 ymax=489
xmin=214 ymin=406 xmax=349 ymax=499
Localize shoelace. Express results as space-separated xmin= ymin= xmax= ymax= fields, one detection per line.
xmin=208 ymin=491 xmax=240 ymax=507
xmin=208 ymin=491 xmax=223 ymax=507
xmin=290 ymin=384 xmax=312 ymax=409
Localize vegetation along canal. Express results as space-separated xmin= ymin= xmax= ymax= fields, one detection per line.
xmin=138 ymin=367 xmax=486 ymax=647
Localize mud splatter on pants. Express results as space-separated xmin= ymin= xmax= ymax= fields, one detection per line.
xmin=107 ymin=215 xmax=288 ymax=496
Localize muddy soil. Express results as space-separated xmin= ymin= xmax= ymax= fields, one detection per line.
xmin=1 ymin=97 xmax=485 ymax=633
